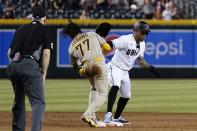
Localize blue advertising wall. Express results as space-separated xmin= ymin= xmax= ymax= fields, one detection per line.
xmin=0 ymin=28 xmax=196 ymax=78
xmin=0 ymin=30 xmax=15 ymax=68
xmin=57 ymin=29 xmax=197 ymax=68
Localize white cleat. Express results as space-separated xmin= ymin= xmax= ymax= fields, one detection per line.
xmin=104 ymin=112 xmax=113 ymax=123
xmin=112 ymin=117 xmax=131 ymax=125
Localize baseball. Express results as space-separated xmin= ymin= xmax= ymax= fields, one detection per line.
xmin=130 ymin=4 xmax=137 ymax=10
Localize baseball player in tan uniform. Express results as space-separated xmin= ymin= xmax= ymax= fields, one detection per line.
xmin=62 ymin=20 xmax=112 ymax=127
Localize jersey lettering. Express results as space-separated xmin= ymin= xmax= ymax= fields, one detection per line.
xmin=126 ymin=49 xmax=137 ymax=56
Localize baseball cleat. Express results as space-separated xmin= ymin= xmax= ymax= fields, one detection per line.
xmin=104 ymin=112 xmax=113 ymax=123
xmin=82 ymin=117 xmax=106 ymax=127
xmin=82 ymin=117 xmax=99 ymax=127
xmin=112 ymin=117 xmax=131 ymax=125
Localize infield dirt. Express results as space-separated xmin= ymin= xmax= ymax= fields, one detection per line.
xmin=1 ymin=112 xmax=197 ymax=131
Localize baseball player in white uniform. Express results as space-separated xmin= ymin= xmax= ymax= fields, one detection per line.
xmin=103 ymin=21 xmax=160 ymax=124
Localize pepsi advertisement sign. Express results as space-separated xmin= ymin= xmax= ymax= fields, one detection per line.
xmin=0 ymin=29 xmax=196 ymax=68
xmin=57 ymin=29 xmax=197 ymax=68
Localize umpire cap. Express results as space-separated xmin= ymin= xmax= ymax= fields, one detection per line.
xmin=133 ymin=21 xmax=150 ymax=33
xmin=32 ymin=6 xmax=46 ymax=19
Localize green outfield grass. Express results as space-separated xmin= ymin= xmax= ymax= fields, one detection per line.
xmin=0 ymin=79 xmax=197 ymax=113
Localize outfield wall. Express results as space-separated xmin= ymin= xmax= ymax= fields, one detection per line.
xmin=0 ymin=19 xmax=197 ymax=78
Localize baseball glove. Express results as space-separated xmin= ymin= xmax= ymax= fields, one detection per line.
xmin=147 ymin=65 xmax=161 ymax=78
xmin=79 ymin=64 xmax=102 ymax=77
xmin=96 ymin=22 xmax=111 ymax=38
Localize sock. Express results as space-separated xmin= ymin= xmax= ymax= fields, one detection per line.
xmin=83 ymin=89 xmax=97 ymax=118
xmin=114 ymin=97 xmax=129 ymax=119
xmin=84 ymin=87 xmax=107 ymax=118
xmin=107 ymin=86 xmax=119 ymax=112
xmin=88 ymin=87 xmax=97 ymax=107
xmin=92 ymin=90 xmax=107 ymax=112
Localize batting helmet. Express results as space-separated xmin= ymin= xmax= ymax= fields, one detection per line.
xmin=133 ymin=21 xmax=150 ymax=33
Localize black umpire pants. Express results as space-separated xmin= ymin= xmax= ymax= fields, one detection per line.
xmin=7 ymin=59 xmax=45 ymax=131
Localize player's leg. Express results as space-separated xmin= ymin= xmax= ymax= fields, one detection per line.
xmin=88 ymin=77 xmax=96 ymax=107
xmin=113 ymin=72 xmax=131 ymax=124
xmin=82 ymin=63 xmax=108 ymax=127
xmin=104 ymin=64 xmax=122 ymax=123
xmin=84 ymin=65 xmax=108 ymax=115
xmin=82 ymin=76 xmax=97 ymax=119
xmin=82 ymin=64 xmax=97 ymax=115
xmin=93 ymin=72 xmax=108 ymax=111
xmin=107 ymin=65 xmax=122 ymax=113
xmin=22 ymin=60 xmax=45 ymax=131
xmin=107 ymin=86 xmax=119 ymax=113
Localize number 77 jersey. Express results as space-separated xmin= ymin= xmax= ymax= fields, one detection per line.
xmin=68 ymin=32 xmax=106 ymax=65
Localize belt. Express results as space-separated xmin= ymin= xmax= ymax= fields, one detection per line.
xmin=82 ymin=57 xmax=102 ymax=65
xmin=21 ymin=55 xmax=36 ymax=60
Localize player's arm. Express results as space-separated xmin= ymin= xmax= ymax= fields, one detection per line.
xmin=69 ymin=55 xmax=79 ymax=71
xmin=101 ymin=35 xmax=127 ymax=54
xmin=106 ymin=35 xmax=128 ymax=50
xmin=95 ymin=33 xmax=112 ymax=54
xmin=137 ymin=56 xmax=149 ymax=69
xmin=102 ymin=42 xmax=112 ymax=54
xmin=70 ymin=55 xmax=87 ymax=76
xmin=137 ymin=56 xmax=160 ymax=78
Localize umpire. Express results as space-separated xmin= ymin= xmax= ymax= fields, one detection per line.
xmin=7 ymin=6 xmax=52 ymax=131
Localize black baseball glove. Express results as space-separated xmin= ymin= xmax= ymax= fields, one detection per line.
xmin=96 ymin=22 xmax=111 ymax=38
xmin=147 ymin=65 xmax=160 ymax=78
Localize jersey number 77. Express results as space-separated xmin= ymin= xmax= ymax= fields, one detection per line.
xmin=75 ymin=39 xmax=90 ymax=56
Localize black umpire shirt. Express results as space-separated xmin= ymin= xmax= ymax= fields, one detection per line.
xmin=10 ymin=20 xmax=52 ymax=64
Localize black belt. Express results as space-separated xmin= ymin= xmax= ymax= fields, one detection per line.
xmin=21 ymin=55 xmax=36 ymax=60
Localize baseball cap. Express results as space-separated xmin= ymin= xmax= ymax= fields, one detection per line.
xmin=32 ymin=6 xmax=46 ymax=19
